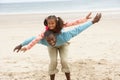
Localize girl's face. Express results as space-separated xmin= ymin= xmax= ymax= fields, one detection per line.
xmin=47 ymin=19 xmax=56 ymax=30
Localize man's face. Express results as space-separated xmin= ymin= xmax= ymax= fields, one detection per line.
xmin=46 ymin=34 xmax=56 ymax=46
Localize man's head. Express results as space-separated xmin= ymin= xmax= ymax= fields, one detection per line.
xmin=44 ymin=30 xmax=56 ymax=46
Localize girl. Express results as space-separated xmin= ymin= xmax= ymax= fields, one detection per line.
xmin=14 ymin=12 xmax=92 ymax=51
xmin=14 ymin=13 xmax=92 ymax=80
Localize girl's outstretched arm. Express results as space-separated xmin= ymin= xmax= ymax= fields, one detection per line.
xmin=23 ymin=30 xmax=45 ymax=51
xmin=64 ymin=12 xmax=92 ymax=27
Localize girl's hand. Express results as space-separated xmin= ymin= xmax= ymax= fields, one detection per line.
xmin=86 ymin=12 xmax=92 ymax=19
xmin=20 ymin=47 xmax=27 ymax=52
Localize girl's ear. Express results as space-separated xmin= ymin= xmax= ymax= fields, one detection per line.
xmin=44 ymin=18 xmax=47 ymax=26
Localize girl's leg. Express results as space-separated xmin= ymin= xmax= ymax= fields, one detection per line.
xmin=47 ymin=47 xmax=59 ymax=80
xmin=59 ymin=43 xmax=71 ymax=80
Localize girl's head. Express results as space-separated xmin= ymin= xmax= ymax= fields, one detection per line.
xmin=44 ymin=15 xmax=64 ymax=33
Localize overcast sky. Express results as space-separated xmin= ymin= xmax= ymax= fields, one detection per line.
xmin=0 ymin=0 xmax=70 ymax=3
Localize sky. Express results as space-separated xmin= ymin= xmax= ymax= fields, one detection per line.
xmin=0 ymin=0 xmax=70 ymax=3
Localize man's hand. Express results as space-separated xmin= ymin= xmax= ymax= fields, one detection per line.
xmin=92 ymin=13 xmax=102 ymax=24
xmin=86 ymin=12 xmax=92 ymax=19
xmin=13 ymin=44 xmax=22 ymax=53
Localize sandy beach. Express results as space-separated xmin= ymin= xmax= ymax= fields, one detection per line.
xmin=0 ymin=10 xmax=120 ymax=80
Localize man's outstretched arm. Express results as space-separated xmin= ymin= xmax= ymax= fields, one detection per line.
xmin=63 ymin=13 xmax=102 ymax=42
xmin=13 ymin=36 xmax=36 ymax=53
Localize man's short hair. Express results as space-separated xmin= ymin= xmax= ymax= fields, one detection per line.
xmin=44 ymin=30 xmax=56 ymax=38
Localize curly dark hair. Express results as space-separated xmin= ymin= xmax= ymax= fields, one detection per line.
xmin=44 ymin=15 xmax=64 ymax=33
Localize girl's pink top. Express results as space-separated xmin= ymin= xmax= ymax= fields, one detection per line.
xmin=25 ymin=18 xmax=88 ymax=50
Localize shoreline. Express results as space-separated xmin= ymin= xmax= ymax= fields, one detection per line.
xmin=0 ymin=9 xmax=120 ymax=15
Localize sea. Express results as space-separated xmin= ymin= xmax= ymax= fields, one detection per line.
xmin=0 ymin=0 xmax=120 ymax=14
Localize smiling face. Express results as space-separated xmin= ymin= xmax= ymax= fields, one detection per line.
xmin=47 ymin=18 xmax=56 ymax=30
xmin=45 ymin=33 xmax=56 ymax=46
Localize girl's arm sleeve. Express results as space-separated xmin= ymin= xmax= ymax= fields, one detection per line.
xmin=21 ymin=36 xmax=36 ymax=46
xmin=64 ymin=18 xmax=88 ymax=27
xmin=25 ymin=30 xmax=45 ymax=50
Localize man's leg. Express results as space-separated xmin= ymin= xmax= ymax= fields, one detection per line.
xmin=59 ymin=43 xmax=71 ymax=80
xmin=50 ymin=74 xmax=55 ymax=80
xmin=48 ymin=47 xmax=59 ymax=80
xmin=65 ymin=73 xmax=70 ymax=80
